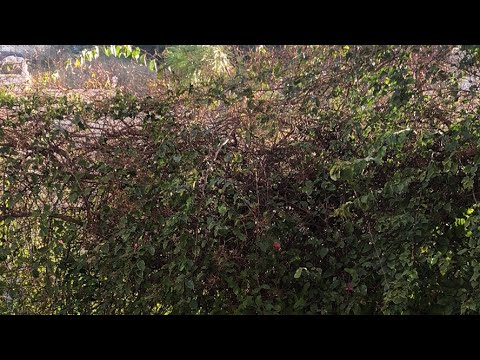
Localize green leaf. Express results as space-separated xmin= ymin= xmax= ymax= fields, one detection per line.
xmin=125 ymin=45 xmax=132 ymax=57
xmin=68 ymin=192 xmax=78 ymax=203
xmin=462 ymin=176 xmax=474 ymax=190
xmin=146 ymin=246 xmax=155 ymax=256
xmin=294 ymin=298 xmax=305 ymax=309
xmin=190 ymin=299 xmax=198 ymax=310
xmin=74 ymin=114 xmax=86 ymax=130
xmin=114 ymin=243 xmax=122 ymax=255
xmin=137 ymin=260 xmax=145 ymax=272
xmin=149 ymin=59 xmax=157 ymax=72
xmin=329 ymin=165 xmax=340 ymax=181
xmin=132 ymin=48 xmax=140 ymax=60
xmin=218 ymin=204 xmax=227 ymax=216
xmin=340 ymin=166 xmax=353 ymax=181
xmin=233 ymin=228 xmax=246 ymax=241
xmin=294 ymin=268 xmax=303 ymax=279
xmin=345 ymin=268 xmax=358 ymax=281
xmin=302 ymin=180 xmax=314 ymax=195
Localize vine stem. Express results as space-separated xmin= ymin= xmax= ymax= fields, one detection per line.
xmin=353 ymin=189 xmax=390 ymax=292
xmin=365 ymin=219 xmax=390 ymax=292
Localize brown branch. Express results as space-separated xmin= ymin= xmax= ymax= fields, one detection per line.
xmin=0 ymin=210 xmax=83 ymax=226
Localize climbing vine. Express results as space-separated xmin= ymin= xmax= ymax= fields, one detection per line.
xmin=1 ymin=45 xmax=480 ymax=314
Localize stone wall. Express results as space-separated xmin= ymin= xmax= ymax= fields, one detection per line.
xmin=0 ymin=45 xmax=53 ymax=57
xmin=0 ymin=56 xmax=31 ymax=88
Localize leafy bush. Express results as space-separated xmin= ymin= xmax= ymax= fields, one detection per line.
xmin=1 ymin=45 xmax=480 ymax=314
xmin=67 ymin=45 xmax=232 ymax=88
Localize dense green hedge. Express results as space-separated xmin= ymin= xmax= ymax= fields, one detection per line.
xmin=2 ymin=45 xmax=480 ymax=314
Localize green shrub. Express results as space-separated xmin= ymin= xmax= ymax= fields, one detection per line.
xmin=1 ymin=45 xmax=480 ymax=314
